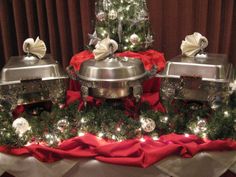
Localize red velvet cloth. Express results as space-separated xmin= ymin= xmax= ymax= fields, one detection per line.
xmin=1 ymin=50 xmax=236 ymax=168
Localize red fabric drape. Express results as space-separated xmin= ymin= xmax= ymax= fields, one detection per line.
xmin=0 ymin=0 xmax=236 ymax=69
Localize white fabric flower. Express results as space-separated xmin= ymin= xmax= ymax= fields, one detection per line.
xmin=23 ymin=37 xmax=47 ymax=59
xmin=12 ymin=117 xmax=31 ymax=137
xmin=93 ymin=36 xmax=118 ymax=60
xmin=181 ymin=32 xmax=208 ymax=57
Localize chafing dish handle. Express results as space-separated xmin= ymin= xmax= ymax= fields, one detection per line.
xmin=66 ymin=65 xmax=77 ymax=80
xmin=147 ymin=65 xmax=158 ymax=78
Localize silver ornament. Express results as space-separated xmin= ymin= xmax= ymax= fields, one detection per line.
xmin=45 ymin=133 xmax=60 ymax=146
xmin=108 ymin=9 xmax=118 ymax=20
xmin=57 ymin=119 xmax=69 ymax=132
xmin=197 ymin=119 xmax=207 ymax=132
xmin=140 ymin=116 xmax=156 ymax=133
xmin=138 ymin=9 xmax=149 ymax=20
xmin=129 ymin=33 xmax=140 ymax=45
xmin=88 ymin=31 xmax=100 ymax=46
xmin=145 ymin=33 xmax=154 ymax=48
xmin=96 ymin=11 xmax=106 ymax=22
xmin=12 ymin=117 xmax=31 ymax=137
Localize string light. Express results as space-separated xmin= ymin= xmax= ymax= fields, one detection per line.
xmin=184 ymin=133 xmax=190 ymax=137
xmin=152 ymin=135 xmax=159 ymax=141
xmin=126 ymin=5 xmax=130 ymax=11
xmin=98 ymin=132 xmax=104 ymax=138
xmin=78 ymin=132 xmax=85 ymax=137
xmin=224 ymin=111 xmax=229 ymax=117
xmin=140 ymin=137 xmax=146 ymax=142
xmin=112 ymin=135 xmax=116 ymax=140
xmin=80 ymin=118 xmax=86 ymax=123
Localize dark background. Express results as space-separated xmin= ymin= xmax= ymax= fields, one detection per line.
xmin=0 ymin=0 xmax=236 ymax=69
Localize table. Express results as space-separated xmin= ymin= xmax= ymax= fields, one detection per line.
xmin=1 ymin=151 xmax=236 ymax=177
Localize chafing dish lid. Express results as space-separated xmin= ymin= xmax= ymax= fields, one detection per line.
xmin=157 ymin=53 xmax=234 ymax=82
xmin=0 ymin=54 xmax=67 ymax=84
xmin=77 ymin=57 xmax=147 ymax=82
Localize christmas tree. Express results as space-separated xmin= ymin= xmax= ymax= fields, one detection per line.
xmin=89 ymin=0 xmax=153 ymax=52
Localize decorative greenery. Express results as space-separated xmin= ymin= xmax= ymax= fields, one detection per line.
xmin=0 ymin=93 xmax=236 ymax=148
xmin=91 ymin=0 xmax=153 ymax=51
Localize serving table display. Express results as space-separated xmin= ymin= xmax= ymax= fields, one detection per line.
xmin=0 ymin=0 xmax=236 ymax=177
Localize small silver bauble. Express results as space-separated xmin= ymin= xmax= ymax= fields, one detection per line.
xmin=140 ymin=116 xmax=156 ymax=133
xmin=129 ymin=33 xmax=140 ymax=45
xmin=108 ymin=9 xmax=118 ymax=20
xmin=45 ymin=133 xmax=60 ymax=146
xmin=57 ymin=119 xmax=69 ymax=132
xmin=96 ymin=11 xmax=106 ymax=21
xmin=138 ymin=10 xmax=149 ymax=20
xmin=197 ymin=119 xmax=207 ymax=132
xmin=12 ymin=117 xmax=31 ymax=136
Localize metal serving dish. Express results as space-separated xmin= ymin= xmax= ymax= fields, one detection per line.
xmin=0 ymin=54 xmax=68 ymax=109
xmin=67 ymin=56 xmax=156 ymax=105
xmin=156 ymin=53 xmax=235 ymax=107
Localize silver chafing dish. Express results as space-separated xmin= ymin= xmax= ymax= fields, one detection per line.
xmin=0 ymin=54 xmax=68 ymax=109
xmin=67 ymin=56 xmax=156 ymax=105
xmin=157 ymin=53 xmax=235 ymax=108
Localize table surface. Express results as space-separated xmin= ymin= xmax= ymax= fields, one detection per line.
xmin=0 ymin=151 xmax=236 ymax=177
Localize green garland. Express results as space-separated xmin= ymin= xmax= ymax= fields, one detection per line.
xmin=0 ymin=93 xmax=236 ymax=147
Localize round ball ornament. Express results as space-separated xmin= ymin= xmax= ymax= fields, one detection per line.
xmin=129 ymin=33 xmax=140 ymax=45
xmin=140 ymin=116 xmax=156 ymax=133
xmin=96 ymin=11 xmax=106 ymax=22
xmin=45 ymin=133 xmax=59 ymax=146
xmin=12 ymin=117 xmax=30 ymax=136
xmin=108 ymin=9 xmax=118 ymax=20
xmin=57 ymin=119 xmax=69 ymax=132
xmin=197 ymin=119 xmax=207 ymax=132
